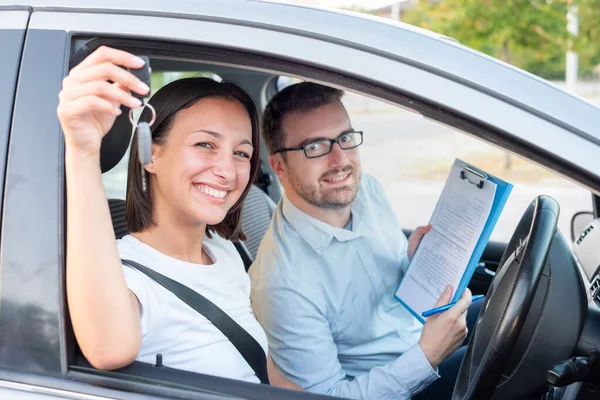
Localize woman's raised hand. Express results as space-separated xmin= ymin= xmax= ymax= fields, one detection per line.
xmin=57 ymin=46 xmax=150 ymax=157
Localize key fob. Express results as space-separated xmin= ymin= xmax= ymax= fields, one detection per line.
xmin=137 ymin=121 xmax=152 ymax=165
xmin=129 ymin=55 xmax=152 ymax=192
xmin=129 ymin=55 xmax=151 ymax=102
xmin=137 ymin=121 xmax=152 ymax=192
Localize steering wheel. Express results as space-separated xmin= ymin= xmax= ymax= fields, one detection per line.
xmin=452 ymin=195 xmax=560 ymax=399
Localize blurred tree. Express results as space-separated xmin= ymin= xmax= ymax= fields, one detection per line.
xmin=404 ymin=0 xmax=567 ymax=170
xmin=575 ymin=0 xmax=600 ymax=78
xmin=403 ymin=0 xmax=568 ymax=66
xmin=403 ymin=0 xmax=600 ymax=77
xmin=402 ymin=0 xmax=600 ymax=169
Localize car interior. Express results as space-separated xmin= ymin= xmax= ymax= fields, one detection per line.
xmin=68 ymin=38 xmax=343 ymax=400
xmin=64 ymin=37 xmax=600 ymax=399
xmin=98 ymin=57 xmax=506 ymax=291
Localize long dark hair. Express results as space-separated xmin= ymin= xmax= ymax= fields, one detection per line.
xmin=126 ymin=77 xmax=260 ymax=241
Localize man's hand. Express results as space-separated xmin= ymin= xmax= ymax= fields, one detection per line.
xmin=408 ymin=224 xmax=432 ymax=260
xmin=419 ymin=286 xmax=472 ymax=369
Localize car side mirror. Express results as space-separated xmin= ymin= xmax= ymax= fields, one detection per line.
xmin=571 ymin=211 xmax=594 ymax=242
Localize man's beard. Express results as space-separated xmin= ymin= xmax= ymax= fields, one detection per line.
xmin=288 ymin=165 xmax=360 ymax=210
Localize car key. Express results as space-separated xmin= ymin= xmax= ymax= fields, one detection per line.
xmin=128 ymin=55 xmax=151 ymax=102
xmin=127 ymin=55 xmax=153 ymax=192
xmin=136 ymin=121 xmax=152 ymax=192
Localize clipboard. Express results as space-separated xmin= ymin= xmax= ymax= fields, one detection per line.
xmin=451 ymin=159 xmax=512 ymax=302
xmin=394 ymin=158 xmax=513 ymax=323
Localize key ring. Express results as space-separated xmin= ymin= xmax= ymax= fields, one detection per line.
xmin=129 ymin=103 xmax=156 ymax=127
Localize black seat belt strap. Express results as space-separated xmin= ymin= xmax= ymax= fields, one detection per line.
xmin=121 ymin=259 xmax=269 ymax=384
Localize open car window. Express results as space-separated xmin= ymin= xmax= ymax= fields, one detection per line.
xmin=277 ymin=77 xmax=593 ymax=243
xmin=344 ymin=92 xmax=592 ymax=242
xmin=70 ymin=37 xmax=598 ymax=398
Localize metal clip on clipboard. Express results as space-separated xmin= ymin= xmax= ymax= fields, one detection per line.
xmin=460 ymin=165 xmax=488 ymax=189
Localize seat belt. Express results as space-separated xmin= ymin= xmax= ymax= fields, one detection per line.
xmin=121 ymin=259 xmax=270 ymax=384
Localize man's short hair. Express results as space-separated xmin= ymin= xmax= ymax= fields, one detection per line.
xmin=262 ymin=82 xmax=344 ymax=155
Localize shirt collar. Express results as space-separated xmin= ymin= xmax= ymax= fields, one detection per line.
xmin=281 ymin=191 xmax=365 ymax=256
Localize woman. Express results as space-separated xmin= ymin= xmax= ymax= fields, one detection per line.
xmin=58 ymin=46 xmax=295 ymax=387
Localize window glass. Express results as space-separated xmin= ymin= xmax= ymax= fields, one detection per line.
xmin=342 ymin=91 xmax=591 ymax=242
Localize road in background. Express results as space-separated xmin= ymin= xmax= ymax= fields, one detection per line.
xmin=344 ymin=88 xmax=595 ymax=243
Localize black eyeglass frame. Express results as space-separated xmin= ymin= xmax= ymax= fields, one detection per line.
xmin=273 ymin=131 xmax=364 ymax=159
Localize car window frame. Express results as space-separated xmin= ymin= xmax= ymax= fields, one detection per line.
xmin=0 ymin=23 xmax=345 ymax=400
xmin=2 ymin=6 xmax=598 ymax=399
xmin=67 ymin=37 xmax=600 ymax=397
xmin=28 ymin=9 xmax=600 ymax=189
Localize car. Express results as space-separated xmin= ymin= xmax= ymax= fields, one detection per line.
xmin=1 ymin=1 xmax=600 ymax=399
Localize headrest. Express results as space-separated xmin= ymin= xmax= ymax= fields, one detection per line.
xmin=70 ymin=39 xmax=137 ymax=174
xmin=100 ymin=105 xmax=134 ymax=173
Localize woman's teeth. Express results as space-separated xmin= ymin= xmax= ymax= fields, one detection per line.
xmin=197 ymin=184 xmax=227 ymax=199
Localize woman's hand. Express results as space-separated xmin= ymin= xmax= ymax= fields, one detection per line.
xmin=57 ymin=46 xmax=150 ymax=157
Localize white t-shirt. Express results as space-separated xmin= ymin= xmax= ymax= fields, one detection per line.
xmin=116 ymin=234 xmax=268 ymax=383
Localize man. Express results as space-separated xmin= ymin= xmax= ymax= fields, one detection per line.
xmin=249 ymin=82 xmax=476 ymax=399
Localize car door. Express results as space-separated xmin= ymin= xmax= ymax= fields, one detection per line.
xmin=0 ymin=7 xmax=158 ymax=400
xmin=0 ymin=5 xmax=346 ymax=400
xmin=2 ymin=2 xmax=600 ymax=399
xmin=0 ymin=7 xmax=238 ymax=400
xmin=0 ymin=8 xmax=36 ymax=397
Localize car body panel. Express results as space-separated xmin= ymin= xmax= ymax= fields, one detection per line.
xmin=0 ymin=28 xmax=67 ymax=375
xmin=0 ymin=9 xmax=28 ymax=28
xmin=0 ymin=380 xmax=114 ymax=399
xmin=0 ymin=368 xmax=166 ymax=399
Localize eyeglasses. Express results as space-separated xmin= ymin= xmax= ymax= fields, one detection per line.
xmin=274 ymin=131 xmax=363 ymax=159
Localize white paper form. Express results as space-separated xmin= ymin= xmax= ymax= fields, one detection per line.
xmin=395 ymin=163 xmax=497 ymax=319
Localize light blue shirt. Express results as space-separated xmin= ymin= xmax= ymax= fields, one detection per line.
xmin=249 ymin=175 xmax=439 ymax=399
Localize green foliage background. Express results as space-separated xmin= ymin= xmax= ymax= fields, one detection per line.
xmin=362 ymin=0 xmax=600 ymax=80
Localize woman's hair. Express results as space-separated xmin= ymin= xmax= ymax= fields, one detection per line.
xmin=126 ymin=77 xmax=260 ymax=241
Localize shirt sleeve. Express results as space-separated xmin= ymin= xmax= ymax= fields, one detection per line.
xmin=365 ymin=174 xmax=412 ymax=275
xmin=399 ymin=251 xmax=411 ymax=275
xmin=121 ymin=264 xmax=153 ymax=336
xmin=251 ymin=275 xmax=439 ymax=400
